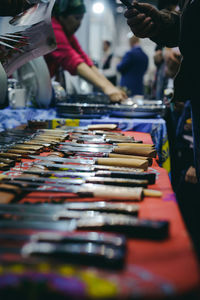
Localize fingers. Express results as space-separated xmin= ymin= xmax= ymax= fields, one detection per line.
xmin=124 ymin=2 xmax=160 ymax=38
xmin=109 ymin=91 xmax=127 ymax=102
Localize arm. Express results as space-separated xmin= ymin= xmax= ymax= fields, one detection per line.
xmin=124 ymin=3 xmax=180 ymax=47
xmin=77 ymin=63 xmax=127 ymax=102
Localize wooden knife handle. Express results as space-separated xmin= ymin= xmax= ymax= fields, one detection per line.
xmin=80 ymin=185 xmax=143 ymax=201
xmin=113 ymin=147 xmax=157 ymax=158
xmin=143 ymin=189 xmax=162 ymax=198
xmin=117 ymin=143 xmax=155 ymax=148
xmin=88 ymin=124 xmax=117 ymax=130
xmin=108 ymin=153 xmax=152 ymax=166
xmin=97 ymin=158 xmax=148 ymax=170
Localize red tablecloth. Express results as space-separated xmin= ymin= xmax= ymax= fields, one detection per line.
xmin=1 ymin=131 xmax=200 ymax=299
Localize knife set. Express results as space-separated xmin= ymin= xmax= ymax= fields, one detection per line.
xmin=0 ymin=126 xmax=161 ymax=204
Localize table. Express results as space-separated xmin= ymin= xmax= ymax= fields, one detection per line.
xmin=0 ymin=131 xmax=199 ymax=299
xmin=0 ymin=107 xmax=170 ymax=173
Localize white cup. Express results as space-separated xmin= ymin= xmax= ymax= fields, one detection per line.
xmin=9 ymin=88 xmax=27 ymax=109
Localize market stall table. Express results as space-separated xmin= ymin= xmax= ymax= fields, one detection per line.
xmin=0 ymin=131 xmax=199 ymax=299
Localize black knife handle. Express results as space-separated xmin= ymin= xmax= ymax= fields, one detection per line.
xmin=109 ymin=171 xmax=156 ymax=185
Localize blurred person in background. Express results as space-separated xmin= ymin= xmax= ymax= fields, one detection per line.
xmin=117 ymin=34 xmax=148 ymax=97
xmin=152 ymin=0 xmax=179 ymax=100
xmin=100 ymin=40 xmax=118 ymax=86
xmin=45 ymin=0 xmax=127 ymax=102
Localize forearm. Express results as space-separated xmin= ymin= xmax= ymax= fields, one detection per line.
xmin=91 ymin=65 xmax=114 ymax=87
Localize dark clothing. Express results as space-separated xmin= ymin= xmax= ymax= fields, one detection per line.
xmin=152 ymin=0 xmax=200 ymax=180
xmin=152 ymin=0 xmax=200 ymax=103
xmin=117 ymin=46 xmax=148 ymax=97
xmin=0 ymin=0 xmax=30 ymax=16
xmin=102 ymin=53 xmax=117 ymax=86
xmin=152 ymin=0 xmax=200 ymax=258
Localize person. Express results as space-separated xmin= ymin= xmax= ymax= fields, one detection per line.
xmin=152 ymin=0 xmax=180 ymax=100
xmin=45 ymin=0 xmax=127 ymax=102
xmin=117 ymin=34 xmax=148 ymax=97
xmin=100 ymin=40 xmax=118 ymax=86
xmin=124 ymin=0 xmax=200 ymax=258
xmin=124 ymin=0 xmax=200 ymax=180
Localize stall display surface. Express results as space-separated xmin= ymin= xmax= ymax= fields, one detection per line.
xmin=0 ymin=107 xmax=169 ymax=172
xmin=0 ymin=130 xmax=199 ymax=299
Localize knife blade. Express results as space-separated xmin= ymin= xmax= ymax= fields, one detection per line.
xmin=30 ymin=156 xmax=149 ymax=170
xmin=0 ymin=219 xmax=76 ymax=231
xmin=0 ymin=202 xmax=139 ymax=216
xmin=0 ymin=231 xmax=126 ymax=248
xmin=58 ymin=145 xmax=157 ymax=158
xmin=70 ymin=135 xmax=135 ymax=144
xmin=31 ymin=162 xmax=145 ymax=173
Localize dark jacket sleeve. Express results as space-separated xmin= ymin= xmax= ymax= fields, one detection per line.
xmin=0 ymin=0 xmax=30 ymax=16
xmin=151 ymin=9 xmax=181 ymax=48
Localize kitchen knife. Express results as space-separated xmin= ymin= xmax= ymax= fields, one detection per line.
xmin=0 ymin=180 xmax=162 ymax=200
xmin=24 ymin=168 xmax=156 ymax=184
xmin=58 ymin=145 xmax=157 ymax=158
xmin=30 ymin=155 xmax=149 ymax=169
xmin=31 ymin=162 xmax=145 ymax=173
xmin=2 ymin=175 xmax=149 ymax=188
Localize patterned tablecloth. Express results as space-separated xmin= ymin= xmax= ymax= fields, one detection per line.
xmin=0 ymin=107 xmax=170 ymax=173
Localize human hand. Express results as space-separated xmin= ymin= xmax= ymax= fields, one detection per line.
xmin=124 ymin=2 xmax=162 ymax=38
xmin=165 ymin=48 xmax=181 ymax=78
xmin=103 ymin=85 xmax=127 ymax=102
xmin=185 ymin=166 xmax=197 ymax=184
xmin=154 ymin=49 xmax=164 ymax=66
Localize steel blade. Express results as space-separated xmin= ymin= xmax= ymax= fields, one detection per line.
xmin=59 ymin=146 xmax=112 ymax=153
xmin=30 ymin=155 xmax=95 ymax=165
xmin=0 ymin=220 xmax=76 ymax=232
xmin=59 ymin=143 xmax=112 ymax=148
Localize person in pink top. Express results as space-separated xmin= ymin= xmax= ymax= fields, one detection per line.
xmin=45 ymin=0 xmax=127 ymax=102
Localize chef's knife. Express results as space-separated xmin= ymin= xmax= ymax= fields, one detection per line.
xmin=30 ymin=155 xmax=149 ymax=169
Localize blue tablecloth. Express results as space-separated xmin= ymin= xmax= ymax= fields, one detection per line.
xmin=0 ymin=108 xmax=170 ymax=172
